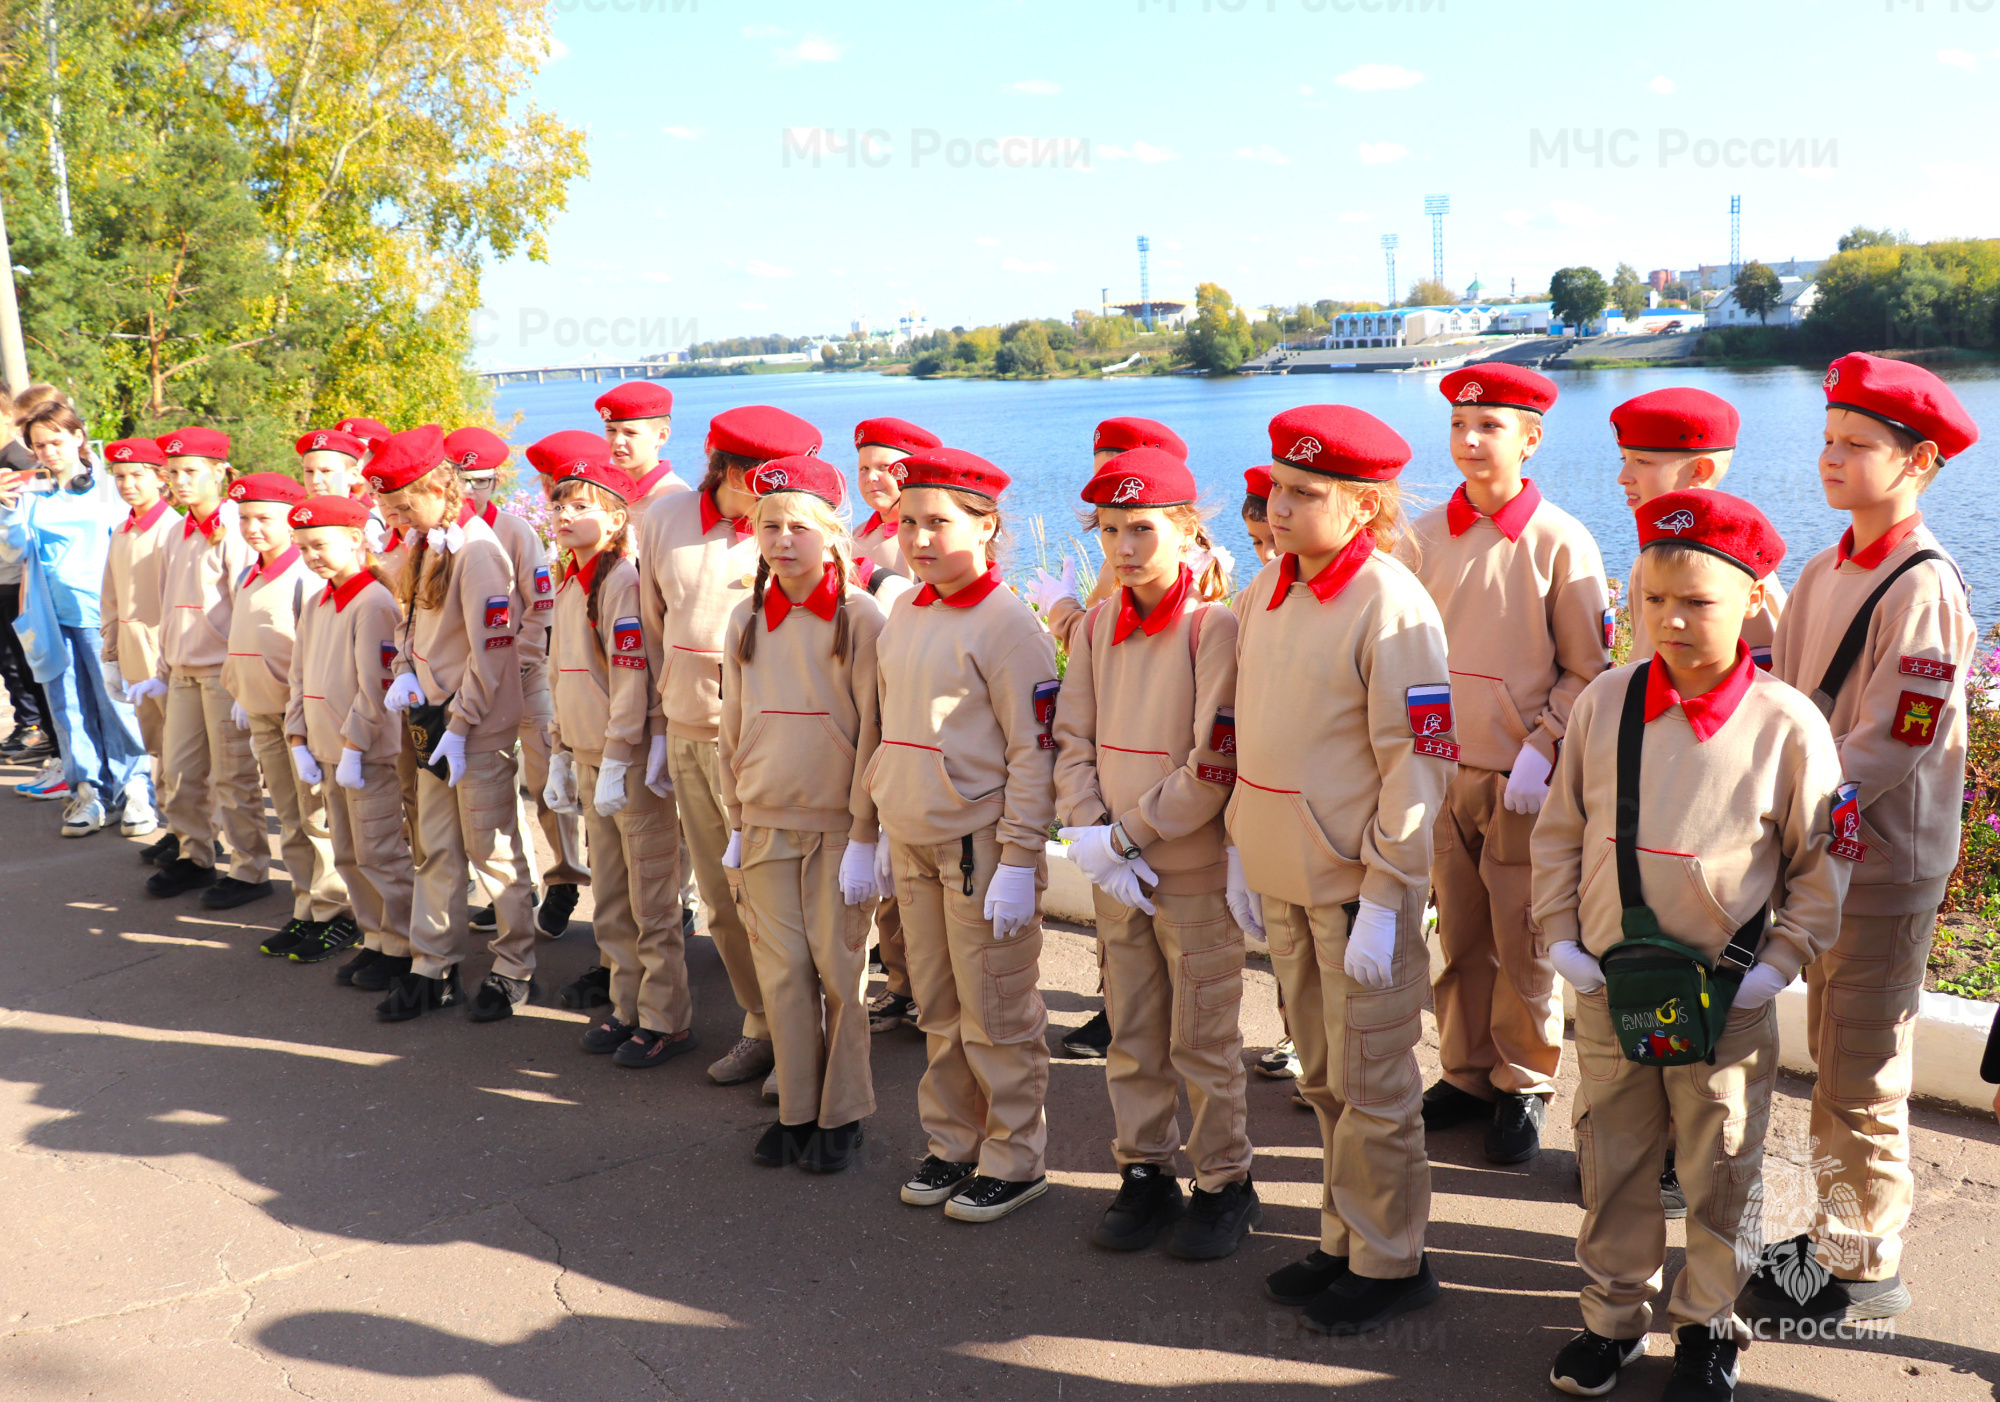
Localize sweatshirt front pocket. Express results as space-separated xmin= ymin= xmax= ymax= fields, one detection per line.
xmin=733 ymin=710 xmax=855 ymax=815
xmin=1582 ymin=839 xmax=1739 ymax=947
xmin=1097 ymin=745 xmax=1173 ymax=816
xmin=868 ymin=741 xmax=980 ymax=844
xmin=1227 ymin=779 xmax=1363 ymax=908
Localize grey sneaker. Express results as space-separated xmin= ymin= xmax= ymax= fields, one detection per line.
xmin=60 ymin=782 xmax=105 ymax=837
xmin=707 ymin=1035 xmax=776 ymax=1086
xmin=118 ymin=778 xmax=158 ymax=837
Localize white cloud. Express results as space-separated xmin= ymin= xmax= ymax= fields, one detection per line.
xmin=973 ymin=236 xmax=1001 ymax=247
xmin=1648 ymin=75 xmax=1675 ymax=94
xmin=1235 ymin=143 xmax=1290 ymax=165
xmin=1337 ymin=210 xmax=1371 ymax=223
xmin=661 ymin=125 xmax=702 ymax=141
xmin=1096 ymin=142 xmax=1177 ymax=163
xmin=1002 ymin=257 xmax=1060 ymax=273
xmin=1356 ymin=141 xmax=1407 ymax=165
xmin=641 ymin=271 xmax=672 ymax=284
xmin=1922 ymin=160 xmax=1980 ymax=182
xmin=1549 ymin=200 xmax=1611 ymax=229
xmin=1798 ymin=166 xmax=1835 ymax=181
xmin=1498 ymin=208 xmax=1533 ymax=228
xmin=1937 ymin=47 xmax=1979 ymax=70
xmin=738 ymin=301 xmax=768 ymax=311
xmin=1165 ymin=240 xmax=1183 ymax=250
xmin=1296 ymin=255 xmax=1322 ymax=267
xmin=776 ymin=36 xmax=843 ymax=65
xmin=1298 ymin=84 xmax=1315 ymax=96
xmin=744 ymin=260 xmax=793 ymax=278
xmin=542 ymin=35 xmax=569 ymax=63
xmin=1335 ymin=64 xmax=1423 ymax=92
xmin=1011 ymin=79 xmax=1060 ymax=95
xmin=741 ymin=24 xmax=784 ymax=38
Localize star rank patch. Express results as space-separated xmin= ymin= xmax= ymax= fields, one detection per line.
xmin=1899 ymin=655 xmax=1956 ymax=683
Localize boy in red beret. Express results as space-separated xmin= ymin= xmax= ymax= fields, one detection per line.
xmin=1746 ymin=354 xmax=1980 ymax=1328
xmin=1401 ymin=364 xmax=1610 ymax=1164
xmin=100 ymin=439 xmax=181 ymax=849
xmin=1241 ymin=466 xmax=1275 ymax=566
xmin=297 ymin=430 xmax=370 ymax=501
xmin=596 ymin=382 xmax=687 ymax=500
xmin=1533 ymin=491 xmax=1847 ymax=1399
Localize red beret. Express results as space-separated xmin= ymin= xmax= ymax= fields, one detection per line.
xmin=897 ymin=446 xmax=1010 ymax=499
xmin=105 ymin=438 xmax=165 ymax=467
xmin=557 ymin=457 xmax=640 ymax=504
xmin=854 ymin=416 xmax=941 ymax=455
xmin=746 ymin=454 xmax=844 ymax=508
xmin=227 ymin=472 xmax=308 ymax=506
xmin=1611 ymin=388 xmax=1739 ymax=453
xmin=444 ymin=426 xmax=510 ymax=475
xmin=1823 ymin=352 xmax=1979 ymax=461
xmin=1637 ymin=490 xmax=1785 ymax=579
xmin=157 ymin=427 xmax=231 ymax=460
xmin=295 ymin=429 xmax=368 ymax=461
xmin=707 ymin=405 xmax=822 ymax=462
xmin=595 ymin=381 xmax=674 ymax=422
xmin=524 ymin=430 xmax=606 ymax=478
xmin=1440 ymin=363 xmax=1559 ymax=415
xmin=288 ymin=495 xmax=372 ymax=531
xmin=1093 ymin=416 xmax=1187 ymax=459
xmin=363 ymin=425 xmax=448 ymax=495
xmin=334 ymin=417 xmax=391 ymax=441
xmin=1243 ymin=465 xmax=1272 ymax=499
xmin=1080 ymin=447 xmax=1197 ymax=508
xmin=1268 ymin=405 xmax=1411 ymax=481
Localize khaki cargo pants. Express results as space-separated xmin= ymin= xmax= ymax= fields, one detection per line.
xmin=408 ymin=747 xmax=537 ymax=982
xmin=521 ymin=670 xmax=588 ymax=887
xmin=161 ymin=670 xmax=267 ymax=878
xmin=670 ymin=734 xmax=766 ymax=1039
xmin=577 ymin=758 xmax=688 ymax=1034
xmin=326 ymin=762 xmax=414 ymax=957
xmin=247 ymin=712 xmax=347 ymax=922
xmin=875 ymin=895 xmax=911 ymax=1000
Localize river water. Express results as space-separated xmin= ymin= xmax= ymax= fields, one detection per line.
xmin=496 ymin=363 xmax=2000 ymax=631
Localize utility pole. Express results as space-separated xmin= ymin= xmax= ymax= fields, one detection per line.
xmin=1729 ymin=194 xmax=1741 ymax=286
xmin=0 ymin=188 xmax=28 ymax=392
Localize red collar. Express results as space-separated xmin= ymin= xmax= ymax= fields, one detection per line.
xmin=323 ymin=570 xmax=375 ymax=612
xmin=913 ymin=564 xmax=1004 ymax=610
xmin=245 ymin=545 xmax=301 ymax=587
xmin=636 ymin=463 xmax=675 ymax=496
xmin=123 ymin=499 xmax=171 ymax=534
xmin=765 ymin=561 xmax=842 ymax=630
xmin=1836 ymin=512 xmax=1921 ymax=570
xmin=563 ymin=551 xmax=605 ymax=591
xmin=1266 ymin=529 xmax=1376 ymax=611
xmin=456 ymin=500 xmax=477 ymax=530
xmin=852 ymin=555 xmax=876 ymax=589
xmin=1445 ymin=479 xmax=1541 ymax=541
xmin=1113 ymin=563 xmax=1193 ymax=644
xmin=859 ymin=510 xmax=892 ymax=539
xmin=479 ymin=501 xmax=498 ymax=528
xmin=383 ymin=528 xmax=402 ymax=553
xmin=184 ymin=506 xmax=223 ymax=541
xmin=1644 ymin=641 xmax=1756 ymax=742
xmin=699 ymin=490 xmax=752 ymax=540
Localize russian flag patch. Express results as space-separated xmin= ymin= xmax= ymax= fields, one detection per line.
xmin=533 ymin=566 xmax=553 ymax=608
xmin=380 ymin=641 xmax=397 ymax=673
xmin=485 ymin=595 xmax=511 ymax=630
xmin=1406 ymin=683 xmax=1453 ymax=739
xmin=614 ymin=616 xmax=643 ymax=652
xmin=1033 ymin=679 xmax=1060 ymax=726
xmin=1830 ymin=780 xmax=1866 ymax=861
xmin=1602 ymin=606 xmax=1616 ymax=651
xmin=1209 ymin=707 xmax=1236 ymax=755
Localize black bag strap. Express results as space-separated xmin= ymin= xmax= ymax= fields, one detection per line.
xmin=1616 ymin=660 xmax=1764 ymax=972
xmin=1810 ymin=549 xmax=1946 ymax=714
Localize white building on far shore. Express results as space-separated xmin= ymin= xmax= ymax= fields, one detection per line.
xmin=1703 ymin=276 xmax=1818 ymax=329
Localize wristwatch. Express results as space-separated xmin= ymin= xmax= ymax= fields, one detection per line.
xmin=1109 ymin=821 xmax=1142 ymax=861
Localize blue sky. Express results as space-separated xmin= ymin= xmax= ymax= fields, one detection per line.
xmin=474 ymin=0 xmax=2000 ymax=368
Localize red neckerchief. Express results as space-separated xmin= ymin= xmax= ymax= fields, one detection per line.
xmin=563 ymin=551 xmax=604 ymax=590
xmin=859 ymin=510 xmax=890 ymax=539
xmin=324 ymin=571 xmax=375 ymax=612
xmin=1836 ymin=512 xmax=1921 ymax=570
xmin=765 ymin=561 xmax=842 ymax=630
xmin=384 ymin=528 xmax=403 ymax=553
xmin=245 ymin=545 xmax=300 ymax=587
xmin=636 ymin=463 xmax=674 ymax=496
xmin=455 ymin=500 xmax=477 ymax=529
xmin=1445 ymin=478 xmax=1541 ymax=541
xmin=479 ymin=501 xmax=498 ymax=528
xmin=184 ymin=506 xmax=223 ymax=541
xmin=913 ymin=564 xmax=1003 ymax=609
xmin=122 ymin=499 xmax=171 ymax=534
xmin=698 ymin=490 xmax=752 ymax=540
xmin=1645 ymin=640 xmax=1756 ymax=742
xmin=852 ymin=555 xmax=877 ymax=589
xmin=1266 ymin=529 xmax=1376 ymax=611
xmin=1113 ymin=563 xmax=1193 ymax=644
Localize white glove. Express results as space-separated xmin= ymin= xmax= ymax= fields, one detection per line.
xmin=289 ymin=744 xmax=323 ymax=785
xmin=1024 ymin=556 xmax=1078 ymax=614
xmin=543 ymin=751 xmax=580 ymax=814
xmin=126 ymin=677 xmax=168 ymax=703
xmin=428 ymin=729 xmax=467 ymax=787
xmin=840 ymin=840 xmax=879 ymax=905
xmin=335 ymin=747 xmax=365 ymax=790
xmin=384 ymin=672 xmax=426 ymax=712
xmin=230 ymin=701 xmax=252 ymax=732
xmin=1225 ymin=845 xmax=1263 ymax=938
xmin=984 ymin=861 xmax=1039 ymax=939
xmin=1343 ymin=896 xmax=1399 ymax=990
xmin=874 ymin=838 xmax=894 ymax=894
xmin=1731 ymin=961 xmax=1792 ymax=1012
xmin=100 ymin=660 xmax=128 ymax=703
xmin=1056 ymin=824 xmax=1158 ymax=914
xmin=1550 ymin=939 xmax=1605 ymax=994
xmin=1502 ymin=741 xmax=1554 ymax=815
xmin=722 ymin=830 xmax=742 ymax=869
xmin=644 ymin=734 xmax=672 ymax=797
xmin=593 ymin=758 xmax=630 ymax=817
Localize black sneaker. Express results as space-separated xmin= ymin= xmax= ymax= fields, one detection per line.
xmin=802 ymin=1121 xmax=864 ymax=1174
xmin=351 ymin=952 xmax=411 ymax=992
xmin=1059 ymin=1008 xmax=1112 ymax=1058
xmin=201 ymin=877 xmax=274 ymax=911
xmin=259 ymin=917 xmax=320 ymax=958
xmin=1089 ymin=1163 xmax=1184 ymax=1252
xmin=538 ymin=883 xmax=579 ymax=937
xmin=1167 ymin=1177 xmax=1262 ymax=1260
xmin=376 ymin=966 xmax=462 ymax=1021
xmin=1662 ymin=1324 xmax=1738 ymax=1401
xmin=1301 ymin=1255 xmax=1441 ymax=1335
xmin=292 ymin=915 xmax=361 ymax=964
xmin=615 ymin=1027 xmax=699 ymax=1068
xmin=581 ymin=1016 xmax=639 ymax=1054
xmin=1660 ymin=1151 xmax=1687 ymax=1220
xmin=4 ymin=725 xmax=54 ymax=761
xmin=139 ymin=831 xmax=180 ymax=867
xmin=1485 ymin=1091 xmax=1548 ymax=1164
xmin=753 ymin=1119 xmax=818 ymax=1167
xmin=944 ymin=1174 xmax=1049 ymax=1223
xmin=146 ymin=857 xmax=217 ymax=898
xmin=558 ymin=963 xmax=612 ymax=1009
xmin=0 ymin=722 xmax=28 ymax=758
xmin=336 ymin=947 xmax=388 ymax=987
xmin=469 ymin=972 xmax=532 ymax=1022
xmin=1265 ymin=1249 xmax=1350 ymax=1306
xmin=900 ymin=1154 xmax=979 ymax=1207
xmin=868 ymin=991 xmax=916 ymax=1033
xmin=1550 ymin=1329 xmax=1646 ymax=1396
xmin=468 ymin=904 xmax=497 ymax=932
xmin=1741 ymin=1236 xmax=1910 ymax=1324
xmin=1420 ymin=1078 xmax=1491 ymax=1130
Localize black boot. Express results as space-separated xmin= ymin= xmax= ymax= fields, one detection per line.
xmin=1088 ymin=1163 xmax=1184 ymax=1251
xmin=201 ymin=876 xmax=275 ymax=911
xmin=752 ymin=1119 xmax=817 ymax=1167
xmin=376 ymin=966 xmax=463 ymax=1022
xmin=336 ymin=947 xmax=388 ymax=987
xmin=1166 ymin=1177 xmax=1262 ymax=1260
xmin=146 ymin=857 xmax=217 ymax=898
xmin=1301 ymin=1255 xmax=1441 ymax=1335
xmin=1265 ymin=1250 xmax=1350 ymax=1306
xmin=801 ymin=1121 xmax=865 ymax=1174
xmin=537 ymin=883 xmax=579 ymax=937
xmin=468 ymin=973 xmax=533 ymax=1022
xmin=1419 ymin=1078 xmax=1490 ymax=1130
xmin=1485 ymin=1091 xmax=1548 ymax=1164
xmin=139 ymin=831 xmax=180 ymax=867
xmin=558 ymin=964 xmax=611 ymax=1009
xmin=351 ymin=953 xmax=412 ymax=992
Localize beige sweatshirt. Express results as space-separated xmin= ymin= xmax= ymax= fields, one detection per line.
xmin=223 ymin=548 xmax=317 ymax=717
xmin=1226 ymin=548 xmax=1455 ymax=911
xmin=100 ymin=499 xmax=181 ymax=684
xmin=1400 ymin=485 xmax=1610 ymax=771
xmin=1052 ymin=591 xmax=1239 ymax=894
xmin=867 ymin=576 xmax=1060 ymax=865
xmin=157 ymin=508 xmax=257 ymax=677
xmin=635 ymin=490 xmax=762 ymax=743
xmin=854 ymin=512 xmax=908 ymax=579
xmin=1530 ymin=659 xmax=1849 ymax=982
xmin=287 ymin=572 xmax=404 ymax=764
xmin=547 ymin=552 xmax=658 ymax=767
xmin=1630 ymin=558 xmax=1786 ymax=664
xmin=391 ymin=515 xmax=523 ymax=752
xmin=719 ymin=579 xmax=886 ymax=840
xmin=1770 ymin=519 xmax=1975 ymax=914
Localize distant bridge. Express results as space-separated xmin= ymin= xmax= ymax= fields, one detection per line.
xmin=476 ymin=361 xmax=677 ymax=388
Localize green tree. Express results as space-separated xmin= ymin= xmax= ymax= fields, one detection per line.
xmin=993 ymin=322 xmax=1055 ymax=375
xmin=1549 ymin=267 xmax=1610 ymax=333
xmin=1402 ymin=278 xmax=1455 ymax=307
xmin=1611 ymin=262 xmax=1648 ymax=320
xmin=1733 ymin=261 xmax=1783 ymax=325
xmin=1178 ymin=281 xmax=1253 ymax=373
xmin=1838 ymin=225 xmax=1902 ymax=252
xmin=910 ymin=351 xmax=949 ymax=378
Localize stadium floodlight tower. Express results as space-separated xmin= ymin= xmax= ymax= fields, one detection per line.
xmin=1424 ymin=194 xmax=1449 ymax=287
xmin=1729 ymin=195 xmax=1742 ymax=284
xmin=1137 ymin=235 xmax=1154 ymax=331
xmin=1381 ymin=233 xmax=1400 ymax=307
